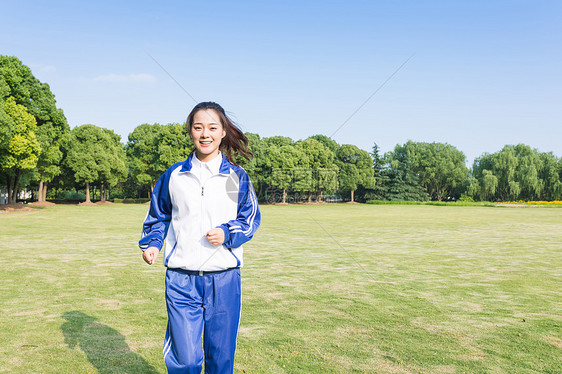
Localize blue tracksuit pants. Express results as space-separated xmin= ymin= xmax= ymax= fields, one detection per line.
xmin=163 ymin=268 xmax=241 ymax=374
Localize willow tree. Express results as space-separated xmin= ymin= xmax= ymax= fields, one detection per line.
xmin=470 ymin=144 xmax=557 ymax=201
xmin=539 ymin=152 xmax=562 ymax=200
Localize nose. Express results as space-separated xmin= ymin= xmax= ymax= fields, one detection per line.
xmin=201 ymin=127 xmax=210 ymax=138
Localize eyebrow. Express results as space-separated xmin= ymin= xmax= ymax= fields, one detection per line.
xmin=192 ymin=122 xmax=219 ymax=125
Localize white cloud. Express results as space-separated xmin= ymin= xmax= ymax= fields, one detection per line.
xmin=93 ymin=73 xmax=156 ymax=83
xmin=129 ymin=73 xmax=157 ymax=83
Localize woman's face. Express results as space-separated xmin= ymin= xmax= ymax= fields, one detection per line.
xmin=190 ymin=109 xmax=226 ymax=162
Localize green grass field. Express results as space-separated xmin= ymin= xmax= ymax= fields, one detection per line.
xmin=0 ymin=204 xmax=561 ymax=373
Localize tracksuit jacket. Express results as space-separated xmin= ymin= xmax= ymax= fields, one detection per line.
xmin=139 ymin=153 xmax=261 ymax=271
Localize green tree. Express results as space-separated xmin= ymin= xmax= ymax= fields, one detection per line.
xmin=558 ymin=158 xmax=562 ymax=199
xmin=371 ymin=142 xmax=384 ymax=179
xmin=336 ymin=144 xmax=375 ymax=202
xmin=308 ymin=136 xmax=339 ymax=201
xmin=383 ymin=146 xmax=429 ymax=201
xmin=158 ymin=123 xmax=193 ymax=171
xmin=0 ymin=55 xmax=69 ymax=202
xmin=483 ymin=146 xmax=519 ymax=200
xmin=126 ymin=123 xmax=192 ymax=198
xmin=539 ymin=152 xmax=562 ymax=200
xmin=358 ymin=142 xmax=387 ymax=202
xmin=268 ymin=144 xmax=300 ymax=204
xmin=400 ymin=141 xmax=468 ymax=201
xmin=480 ymin=169 xmax=498 ymax=201
xmin=471 ymin=144 xmax=554 ymax=201
xmin=295 ymin=138 xmax=337 ymax=202
xmin=316 ymin=167 xmax=339 ymax=201
xmin=513 ymin=144 xmax=543 ymax=200
xmin=0 ymin=97 xmax=41 ymax=203
xmin=308 ymin=134 xmax=339 ymax=154
xmin=66 ymin=124 xmax=127 ymax=203
xmin=35 ymin=123 xmax=67 ymax=201
xmin=240 ymin=133 xmax=264 ymax=197
xmin=126 ymin=123 xmax=161 ymax=197
xmin=97 ymin=128 xmax=127 ymax=202
xmin=465 ymin=176 xmax=480 ymax=199
xmin=0 ymin=96 xmax=15 ymax=166
xmin=250 ymin=136 xmax=303 ymax=203
xmin=263 ymin=135 xmax=294 ymax=148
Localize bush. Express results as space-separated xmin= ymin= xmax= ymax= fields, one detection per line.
xmin=458 ymin=194 xmax=474 ymax=202
xmin=110 ymin=191 xmax=125 ymax=199
xmin=113 ymin=198 xmax=150 ymax=204
xmin=366 ymin=200 xmax=422 ymax=205
xmin=366 ymin=199 xmax=495 ymax=207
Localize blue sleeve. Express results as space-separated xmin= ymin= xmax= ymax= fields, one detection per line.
xmin=138 ymin=169 xmax=174 ymax=251
xmin=219 ymin=171 xmax=261 ymax=248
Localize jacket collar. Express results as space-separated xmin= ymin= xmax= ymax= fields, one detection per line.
xmin=180 ymin=152 xmax=232 ymax=175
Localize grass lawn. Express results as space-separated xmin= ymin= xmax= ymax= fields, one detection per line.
xmin=0 ymin=204 xmax=560 ymax=373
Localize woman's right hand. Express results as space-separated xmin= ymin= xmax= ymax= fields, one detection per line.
xmin=143 ymin=247 xmax=159 ymax=265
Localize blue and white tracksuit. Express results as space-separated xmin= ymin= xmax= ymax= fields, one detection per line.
xmin=139 ymin=152 xmax=260 ymax=374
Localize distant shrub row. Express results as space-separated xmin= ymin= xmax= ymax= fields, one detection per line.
xmin=366 ymin=200 xmax=495 ymax=207
xmin=112 ymin=198 xmax=150 ymax=204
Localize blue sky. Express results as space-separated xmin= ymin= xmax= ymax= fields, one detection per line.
xmin=2 ymin=0 xmax=561 ymax=164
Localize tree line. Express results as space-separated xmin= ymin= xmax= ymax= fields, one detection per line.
xmin=2 ymin=55 xmax=562 ymax=204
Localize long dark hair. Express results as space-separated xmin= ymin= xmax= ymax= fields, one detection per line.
xmin=186 ymin=102 xmax=252 ymax=165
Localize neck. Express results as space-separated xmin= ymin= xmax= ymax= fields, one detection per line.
xmin=195 ymin=151 xmax=220 ymax=163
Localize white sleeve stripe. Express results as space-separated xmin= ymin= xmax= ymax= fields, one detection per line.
xmin=242 ymin=185 xmax=258 ymax=235
xmin=241 ymin=189 xmax=255 ymax=235
xmin=229 ymin=225 xmax=242 ymax=230
xmin=140 ymin=209 xmax=150 ymax=239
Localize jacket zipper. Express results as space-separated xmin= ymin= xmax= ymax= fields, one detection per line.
xmin=197 ymin=174 xmax=228 ymax=271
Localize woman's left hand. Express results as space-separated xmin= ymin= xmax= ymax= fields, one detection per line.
xmin=206 ymin=228 xmax=225 ymax=246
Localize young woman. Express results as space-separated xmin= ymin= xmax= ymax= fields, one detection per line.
xmin=139 ymin=102 xmax=260 ymax=374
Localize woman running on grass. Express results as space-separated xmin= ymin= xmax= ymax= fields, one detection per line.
xmin=139 ymin=101 xmax=261 ymax=374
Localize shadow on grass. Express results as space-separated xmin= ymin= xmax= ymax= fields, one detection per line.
xmin=61 ymin=311 xmax=159 ymax=373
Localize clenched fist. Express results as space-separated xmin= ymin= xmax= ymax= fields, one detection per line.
xmin=206 ymin=228 xmax=225 ymax=246
xmin=143 ymin=247 xmax=159 ymax=265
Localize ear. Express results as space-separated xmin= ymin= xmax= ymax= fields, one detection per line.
xmin=221 ymin=129 xmax=226 ymax=139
